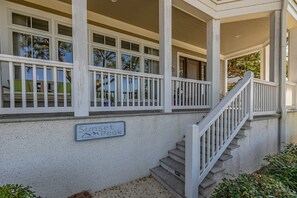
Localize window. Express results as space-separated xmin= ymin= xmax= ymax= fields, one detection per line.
xmin=93 ymin=48 xmax=116 ymax=68
xmin=93 ymin=33 xmax=116 ymax=47
xmin=121 ymin=40 xmax=139 ymax=52
xmin=144 ymin=46 xmax=159 ymax=56
xmin=144 ymin=59 xmax=159 ymax=74
xmin=12 ymin=13 xmax=49 ymax=32
xmin=121 ymin=54 xmax=140 ymax=72
xmin=57 ymin=24 xmax=73 ymax=63
xmin=58 ymin=40 xmax=73 ymax=63
xmin=13 ymin=32 xmax=50 ymax=60
xmin=58 ymin=24 xmax=72 ymax=37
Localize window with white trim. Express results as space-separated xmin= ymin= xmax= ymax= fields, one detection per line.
xmin=57 ymin=24 xmax=73 ymax=63
xmin=11 ymin=12 xmax=50 ymax=60
xmin=92 ymin=32 xmax=117 ymax=69
xmin=143 ymin=46 xmax=159 ymax=74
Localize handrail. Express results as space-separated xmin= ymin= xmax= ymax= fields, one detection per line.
xmin=198 ymin=72 xmax=253 ymax=135
xmin=185 ymin=71 xmax=253 ymax=198
xmin=0 ymin=54 xmax=73 ymax=68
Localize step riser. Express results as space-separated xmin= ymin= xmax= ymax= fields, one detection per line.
xmin=160 ymin=161 xmax=185 ymax=182
xmin=177 ymin=145 xmax=185 ymax=152
xmin=169 ymin=153 xmax=185 ymax=165
xmin=151 ymin=171 xmax=185 ymax=198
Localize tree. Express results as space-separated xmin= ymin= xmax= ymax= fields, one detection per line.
xmin=228 ymin=52 xmax=261 ymax=79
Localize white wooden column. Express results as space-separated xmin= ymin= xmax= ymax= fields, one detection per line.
xmin=288 ymin=27 xmax=297 ymax=108
xmin=72 ymin=0 xmax=89 ymax=117
xmin=288 ymin=27 xmax=297 ymax=82
xmin=159 ymin=0 xmax=172 ymax=113
xmin=224 ymin=59 xmax=228 ymax=94
xmin=279 ymin=0 xmax=288 ymax=148
xmin=270 ymin=11 xmax=281 ymax=83
xmin=207 ymin=19 xmax=221 ymax=107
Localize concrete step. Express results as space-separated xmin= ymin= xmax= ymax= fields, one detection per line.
xmin=160 ymin=157 xmax=185 ymax=181
xmin=176 ymin=141 xmax=185 ymax=152
xmin=219 ymin=153 xmax=233 ymax=161
xmin=150 ymin=166 xmax=185 ymax=198
xmin=200 ymin=177 xmax=216 ymax=189
xmin=169 ymin=149 xmax=185 ymax=165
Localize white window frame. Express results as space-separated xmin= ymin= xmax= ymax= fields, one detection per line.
xmin=177 ymin=52 xmax=207 ymax=78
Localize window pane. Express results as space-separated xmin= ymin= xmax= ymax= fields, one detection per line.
xmin=12 ymin=13 xmax=31 ymax=27
xmin=105 ymin=36 xmax=116 ymax=47
xmin=33 ymin=36 xmax=50 ymax=60
xmin=32 ymin=18 xmax=49 ymax=31
xmin=121 ymin=40 xmax=130 ymax=50
xmin=93 ymin=33 xmax=104 ymax=44
xmin=13 ymin=32 xmax=32 ymax=58
xmin=105 ymin=51 xmax=116 ymax=69
xmin=93 ymin=48 xmax=105 ymax=67
xmin=131 ymin=43 xmax=139 ymax=52
xmin=144 ymin=59 xmax=159 ymax=74
xmin=58 ymin=41 xmax=73 ymax=63
xmin=121 ymin=54 xmax=131 ymax=70
xmin=153 ymin=49 xmax=159 ymax=56
xmin=58 ymin=24 xmax=72 ymax=37
xmin=131 ymin=56 xmax=140 ymax=72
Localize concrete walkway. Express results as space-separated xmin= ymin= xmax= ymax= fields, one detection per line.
xmin=93 ymin=176 xmax=174 ymax=198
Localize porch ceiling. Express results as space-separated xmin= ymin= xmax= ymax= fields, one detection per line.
xmin=59 ymin=0 xmax=269 ymax=56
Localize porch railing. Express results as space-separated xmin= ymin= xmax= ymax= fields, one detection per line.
xmin=88 ymin=66 xmax=163 ymax=111
xmin=0 ymin=54 xmax=73 ymax=114
xmin=286 ymin=81 xmax=297 ymax=108
xmin=253 ymin=79 xmax=278 ymax=115
xmin=172 ymin=77 xmax=211 ymax=109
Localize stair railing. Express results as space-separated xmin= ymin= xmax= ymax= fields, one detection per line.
xmin=185 ymin=71 xmax=254 ymax=198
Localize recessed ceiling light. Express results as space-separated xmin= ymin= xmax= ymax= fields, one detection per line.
xmin=111 ymin=0 xmax=118 ymax=2
xmin=235 ymin=35 xmax=241 ymax=38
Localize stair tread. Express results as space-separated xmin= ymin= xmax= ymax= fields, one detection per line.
xmin=177 ymin=141 xmax=185 ymax=147
xmin=169 ymin=149 xmax=185 ymax=160
xmin=241 ymin=126 xmax=251 ymax=130
xmin=228 ymin=143 xmax=240 ymax=150
xmin=235 ymin=134 xmax=246 ymax=139
xmin=219 ymin=153 xmax=233 ymax=161
xmin=210 ymin=165 xmax=225 ymax=174
xmin=200 ymin=177 xmax=216 ymax=189
xmin=160 ymin=157 xmax=185 ymax=176
xmin=150 ymin=166 xmax=185 ymax=197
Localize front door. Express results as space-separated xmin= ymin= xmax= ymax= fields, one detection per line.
xmin=179 ymin=56 xmax=207 ymax=80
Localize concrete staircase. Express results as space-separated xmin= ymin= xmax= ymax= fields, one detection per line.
xmin=150 ymin=125 xmax=250 ymax=198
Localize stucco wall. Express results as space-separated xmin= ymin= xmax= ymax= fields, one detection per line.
xmin=224 ymin=117 xmax=279 ymax=176
xmin=286 ymin=111 xmax=297 ymax=143
xmin=0 ymin=112 xmax=206 ymax=198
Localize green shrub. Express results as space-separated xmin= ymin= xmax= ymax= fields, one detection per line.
xmin=261 ymin=143 xmax=297 ymax=192
xmin=212 ymin=173 xmax=296 ymax=198
xmin=0 ymin=184 xmax=40 ymax=198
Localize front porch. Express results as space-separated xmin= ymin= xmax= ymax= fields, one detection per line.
xmin=0 ymin=0 xmax=294 ymax=117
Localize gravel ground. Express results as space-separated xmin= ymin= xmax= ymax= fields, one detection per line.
xmin=92 ymin=176 xmax=174 ymax=198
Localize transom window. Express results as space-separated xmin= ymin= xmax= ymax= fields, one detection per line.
xmin=12 ymin=12 xmax=49 ymax=32
xmin=93 ymin=33 xmax=116 ymax=47
xmin=144 ymin=46 xmax=159 ymax=57
xmin=121 ymin=40 xmax=140 ymax=52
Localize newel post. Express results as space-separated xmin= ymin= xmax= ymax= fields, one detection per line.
xmin=185 ymin=124 xmax=200 ymax=198
xmin=248 ymin=72 xmax=254 ymax=120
